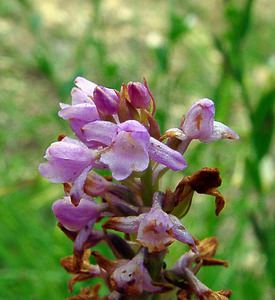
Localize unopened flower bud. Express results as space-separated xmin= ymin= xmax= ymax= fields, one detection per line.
xmin=93 ymin=86 xmax=120 ymax=115
xmin=127 ymin=81 xmax=151 ymax=109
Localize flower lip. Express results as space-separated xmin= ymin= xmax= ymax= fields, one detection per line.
xmin=52 ymin=196 xmax=101 ymax=231
xmin=104 ymin=192 xmax=196 ymax=253
xmin=110 ymin=250 xmax=165 ymax=295
xmin=39 ymin=137 xmax=95 ymax=183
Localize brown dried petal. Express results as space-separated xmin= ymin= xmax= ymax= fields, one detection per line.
xmin=201 ymin=258 xmax=228 ymax=268
xmin=198 ymin=237 xmax=218 ymax=258
xmin=184 ymin=168 xmax=222 ymax=193
xmin=205 ymin=188 xmax=225 ymax=216
xmin=197 ymin=237 xmax=228 ymax=268
xmin=68 ymin=273 xmax=99 ymax=292
xmin=174 ymin=168 xmax=225 ymax=216
xmin=67 ymin=284 xmax=101 ymax=300
xmin=201 ymin=289 xmax=232 ymax=300
xmin=61 ymin=250 xmax=101 ymax=292
xmin=61 ymin=255 xmax=77 ymax=273
xmin=61 ymin=250 xmax=93 ymax=274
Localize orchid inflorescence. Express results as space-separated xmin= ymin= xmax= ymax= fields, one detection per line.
xmin=39 ymin=77 xmax=239 ymax=300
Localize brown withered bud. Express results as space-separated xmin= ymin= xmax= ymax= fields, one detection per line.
xmin=167 ymin=167 xmax=225 ymax=217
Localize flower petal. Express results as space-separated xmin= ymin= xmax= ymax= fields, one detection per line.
xmin=70 ymin=167 xmax=91 ymax=205
xmin=201 ymin=121 xmax=240 ymax=142
xmin=71 ymin=87 xmax=92 ymax=105
xmin=74 ymin=76 xmax=97 ymax=97
xmin=103 ymin=216 xmax=140 ymax=234
xmin=118 ymin=120 xmax=150 ymax=147
xmin=100 ymin=131 xmax=149 ymax=180
xmin=39 ymin=138 xmax=95 ymax=183
xmin=45 ymin=137 xmax=92 ymax=161
xmin=148 ymin=137 xmax=187 ymax=171
xmin=82 ymin=121 xmax=118 ymax=146
xmin=110 ymin=251 xmax=163 ymax=295
xmin=52 ymin=197 xmax=100 ymax=231
xmin=169 ymin=215 xmax=197 ymax=251
xmin=58 ymin=103 xmax=99 ymax=122
xmin=182 ymin=98 xmax=215 ymax=140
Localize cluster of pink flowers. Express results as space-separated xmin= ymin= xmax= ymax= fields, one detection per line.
xmin=40 ymin=77 xmax=238 ymax=299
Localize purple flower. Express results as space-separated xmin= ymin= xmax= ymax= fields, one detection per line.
xmin=104 ymin=192 xmax=196 ymax=252
xmin=127 ymin=81 xmax=151 ymax=109
xmin=58 ymin=86 xmax=100 ymax=147
xmin=181 ymin=98 xmax=239 ymax=142
xmin=110 ymin=250 xmax=164 ymax=295
xmin=39 ymin=137 xmax=97 ymax=183
xmin=52 ymin=196 xmax=101 ymax=231
xmin=83 ymin=120 xmax=187 ymax=180
xmin=93 ymin=86 xmax=120 ymax=115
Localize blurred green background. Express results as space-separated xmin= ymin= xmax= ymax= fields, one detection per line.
xmin=0 ymin=0 xmax=274 ymax=299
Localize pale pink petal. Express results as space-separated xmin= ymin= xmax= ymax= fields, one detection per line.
xmin=201 ymin=121 xmax=240 ymax=142
xmin=82 ymin=120 xmax=118 ymax=146
xmin=74 ymin=76 xmax=97 ymax=97
xmin=148 ymin=137 xmax=187 ymax=171
xmin=100 ymin=131 xmax=149 ymax=180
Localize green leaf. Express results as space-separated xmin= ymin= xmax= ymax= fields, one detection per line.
xmin=252 ymin=87 xmax=275 ymax=160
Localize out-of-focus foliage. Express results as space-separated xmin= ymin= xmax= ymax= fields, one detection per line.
xmin=0 ymin=0 xmax=274 ymax=299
